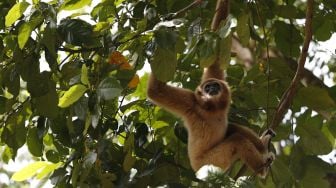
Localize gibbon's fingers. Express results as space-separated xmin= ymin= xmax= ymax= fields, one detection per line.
xmin=260 ymin=129 xmax=276 ymax=149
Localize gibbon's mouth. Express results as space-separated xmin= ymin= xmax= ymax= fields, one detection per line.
xmin=204 ymin=81 xmax=221 ymax=96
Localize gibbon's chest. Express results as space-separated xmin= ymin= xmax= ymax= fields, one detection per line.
xmin=184 ymin=115 xmax=227 ymax=157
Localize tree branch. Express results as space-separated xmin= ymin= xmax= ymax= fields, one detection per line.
xmin=170 ymin=0 xmax=203 ymax=19
xmin=270 ymin=0 xmax=314 ymax=130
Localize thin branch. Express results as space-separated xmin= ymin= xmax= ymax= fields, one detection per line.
xmin=171 ymin=0 xmax=203 ymax=19
xmin=234 ymin=0 xmax=314 ymax=180
xmin=270 ymin=0 xmax=314 ymax=130
xmin=58 ymin=47 xmax=101 ymax=53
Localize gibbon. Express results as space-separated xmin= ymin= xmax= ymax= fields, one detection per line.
xmin=147 ymin=61 xmax=275 ymax=178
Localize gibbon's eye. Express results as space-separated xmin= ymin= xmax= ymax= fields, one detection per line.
xmin=204 ymin=82 xmax=221 ymax=96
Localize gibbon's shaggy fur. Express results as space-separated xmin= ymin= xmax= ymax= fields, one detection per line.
xmin=147 ymin=62 xmax=274 ymax=178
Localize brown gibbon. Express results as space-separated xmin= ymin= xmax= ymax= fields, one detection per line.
xmin=147 ymin=61 xmax=275 ymax=178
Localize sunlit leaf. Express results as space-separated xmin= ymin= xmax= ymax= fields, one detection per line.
xmin=58 ymin=84 xmax=87 ymax=108
xmin=27 ymin=127 xmax=43 ymax=157
xmin=12 ymin=161 xmax=49 ymax=181
xmin=5 ymin=2 xmax=30 ymax=27
xmin=61 ymin=0 xmax=92 ymax=11
xmin=18 ymin=16 xmax=43 ymax=49
xmin=81 ymin=64 xmax=89 ymax=85
xmin=237 ymin=13 xmax=250 ymax=46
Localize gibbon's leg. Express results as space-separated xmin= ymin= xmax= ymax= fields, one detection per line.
xmin=199 ymin=133 xmax=270 ymax=177
xmin=147 ymin=74 xmax=195 ymax=116
xmin=227 ymin=124 xmax=267 ymax=153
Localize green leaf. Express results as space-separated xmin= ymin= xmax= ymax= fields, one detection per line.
xmin=271 ymin=158 xmax=294 ymax=187
xmin=42 ymin=22 xmax=57 ymax=58
xmin=36 ymin=162 xmax=62 ymax=179
xmin=1 ymin=146 xmax=16 ymax=163
xmin=124 ymin=133 xmax=134 ymax=153
xmin=46 ymin=150 xmax=60 ymax=163
xmin=12 ymin=161 xmax=50 ymax=181
xmin=5 ymin=2 xmax=30 ymax=27
xmin=123 ymin=151 xmax=136 ymax=172
xmin=61 ymin=0 xmax=92 ymax=11
xmin=58 ymin=84 xmax=87 ymax=108
xmin=218 ymin=33 xmax=232 ymax=68
xmin=236 ymin=13 xmax=250 ymax=46
xmin=18 ymin=16 xmax=43 ymax=49
xmin=81 ymin=64 xmax=89 ymax=85
xmin=297 ymin=86 xmax=336 ymax=110
xmin=198 ymin=33 xmax=217 ymax=68
xmin=274 ymin=21 xmax=303 ymax=57
xmin=151 ymin=46 xmax=177 ymax=82
xmin=300 ymin=157 xmax=333 ymax=188
xmin=97 ymin=77 xmax=122 ymax=100
xmin=27 ymin=127 xmax=43 ymax=157
xmin=1 ymin=114 xmax=27 ymax=150
xmin=314 ymin=19 xmax=333 ymax=41
xmin=83 ymin=151 xmax=97 ymax=169
xmin=276 ymin=5 xmax=302 ymax=19
xmin=0 ymin=96 xmax=6 ymax=114
xmin=18 ymin=23 xmax=32 ymax=49
xmin=296 ymin=118 xmax=333 ymax=155
xmin=152 ymin=46 xmax=177 ymax=81
xmin=33 ymin=81 xmax=58 ymax=118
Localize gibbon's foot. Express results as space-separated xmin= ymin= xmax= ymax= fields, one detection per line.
xmin=265 ymin=152 xmax=275 ymax=165
xmin=258 ymin=152 xmax=275 ymax=178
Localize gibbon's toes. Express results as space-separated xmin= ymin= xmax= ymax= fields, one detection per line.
xmin=261 ymin=129 xmax=276 ymax=137
xmin=257 ymin=152 xmax=275 ymax=178
xmin=265 ymin=152 xmax=275 ymax=165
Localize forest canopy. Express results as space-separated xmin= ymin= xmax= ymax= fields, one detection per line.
xmin=0 ymin=0 xmax=336 ymax=187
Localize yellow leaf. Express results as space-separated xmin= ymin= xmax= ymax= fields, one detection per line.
xmin=127 ymin=74 xmax=140 ymax=88
xmin=12 ymin=161 xmax=49 ymax=181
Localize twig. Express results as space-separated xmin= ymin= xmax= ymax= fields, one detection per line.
xmin=170 ymin=0 xmax=203 ymax=19
xmin=1 ymin=97 xmax=30 ymax=127
xmin=270 ymin=0 xmax=314 ymax=130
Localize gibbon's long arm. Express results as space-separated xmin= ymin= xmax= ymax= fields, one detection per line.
xmin=147 ymin=74 xmax=195 ymax=116
xmin=202 ymin=60 xmax=224 ymax=82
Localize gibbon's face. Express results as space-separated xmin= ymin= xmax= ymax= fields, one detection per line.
xmin=195 ymin=78 xmax=231 ymax=111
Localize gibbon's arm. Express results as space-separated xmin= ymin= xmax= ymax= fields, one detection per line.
xmin=147 ymin=74 xmax=195 ymax=116
xmin=202 ymin=60 xmax=225 ymax=81
xmin=227 ymin=124 xmax=266 ymax=153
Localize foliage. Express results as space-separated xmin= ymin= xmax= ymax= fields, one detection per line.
xmin=0 ymin=0 xmax=336 ymax=187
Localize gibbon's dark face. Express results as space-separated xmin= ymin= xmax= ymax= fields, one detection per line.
xmin=204 ymin=81 xmax=221 ymax=96
xmin=195 ymin=79 xmax=231 ymax=111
